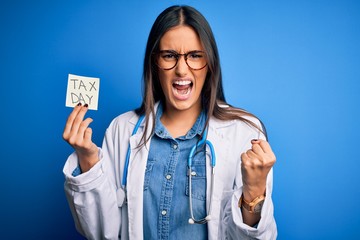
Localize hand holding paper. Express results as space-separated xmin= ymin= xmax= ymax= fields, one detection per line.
xmin=64 ymin=74 xmax=100 ymax=172
xmin=63 ymin=103 xmax=100 ymax=173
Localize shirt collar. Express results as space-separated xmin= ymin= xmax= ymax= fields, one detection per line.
xmin=154 ymin=102 xmax=206 ymax=140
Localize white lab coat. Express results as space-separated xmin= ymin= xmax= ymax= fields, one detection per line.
xmin=63 ymin=104 xmax=277 ymax=239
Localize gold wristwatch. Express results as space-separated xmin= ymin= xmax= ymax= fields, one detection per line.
xmin=239 ymin=194 xmax=266 ymax=214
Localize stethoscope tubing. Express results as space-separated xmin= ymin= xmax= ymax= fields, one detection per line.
xmin=122 ymin=114 xmax=216 ymax=224
xmin=122 ymin=115 xmax=145 ymax=187
xmin=188 ymin=130 xmax=216 ymax=224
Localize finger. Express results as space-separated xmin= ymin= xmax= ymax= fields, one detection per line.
xmin=84 ymin=127 xmax=93 ymax=145
xmin=242 ymin=151 xmax=259 ymax=165
xmin=242 ymin=152 xmax=264 ymax=172
xmin=259 ymin=140 xmax=273 ymax=154
xmin=63 ymin=103 xmax=83 ymax=139
xmin=69 ymin=104 xmax=89 ymax=136
xmin=67 ymin=117 xmax=93 ymax=147
xmin=241 ymin=152 xmax=252 ymax=168
xmin=251 ymin=142 xmax=264 ymax=155
xmin=252 ymin=139 xmax=272 ymax=154
xmin=78 ymin=118 xmax=93 ymax=141
xmin=241 ymin=152 xmax=250 ymax=162
xmin=246 ymin=148 xmax=259 ymax=159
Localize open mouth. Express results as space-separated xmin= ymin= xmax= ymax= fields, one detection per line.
xmin=172 ymin=80 xmax=193 ymax=99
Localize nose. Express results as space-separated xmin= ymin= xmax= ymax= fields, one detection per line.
xmin=175 ymin=55 xmax=188 ymax=76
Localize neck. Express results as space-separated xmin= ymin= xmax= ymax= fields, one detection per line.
xmin=161 ymin=103 xmax=201 ymax=138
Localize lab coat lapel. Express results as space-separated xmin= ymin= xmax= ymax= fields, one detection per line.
xmin=206 ymin=118 xmax=233 ymax=201
xmin=126 ymin=132 xmax=149 ymax=240
xmin=126 ymin=104 xmax=158 ymax=239
xmin=206 ymin=118 xmax=232 ymax=239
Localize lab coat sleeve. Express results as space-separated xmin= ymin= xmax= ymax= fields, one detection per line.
xmin=63 ymin=126 xmax=121 ymax=240
xmin=218 ymin=169 xmax=277 ymax=239
xmin=218 ymin=119 xmax=277 ymax=239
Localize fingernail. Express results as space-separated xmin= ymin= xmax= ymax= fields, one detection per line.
xmin=77 ymin=102 xmax=82 ymax=106
xmin=84 ymin=103 xmax=88 ymax=108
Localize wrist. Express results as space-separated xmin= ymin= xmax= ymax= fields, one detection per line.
xmin=239 ymin=193 xmax=266 ymax=214
xmin=78 ymin=149 xmax=99 ymax=173
xmin=242 ymin=185 xmax=266 ymax=202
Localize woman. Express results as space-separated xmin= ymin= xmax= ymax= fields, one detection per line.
xmin=63 ymin=5 xmax=277 ymax=239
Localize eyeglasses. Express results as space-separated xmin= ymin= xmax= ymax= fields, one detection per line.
xmin=155 ymin=50 xmax=207 ymax=70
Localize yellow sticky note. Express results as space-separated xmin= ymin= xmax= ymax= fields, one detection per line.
xmin=65 ymin=74 xmax=100 ymax=110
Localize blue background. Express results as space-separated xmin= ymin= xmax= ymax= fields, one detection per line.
xmin=1 ymin=0 xmax=359 ymax=239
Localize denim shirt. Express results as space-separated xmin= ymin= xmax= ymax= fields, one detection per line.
xmin=143 ymin=104 xmax=208 ymax=240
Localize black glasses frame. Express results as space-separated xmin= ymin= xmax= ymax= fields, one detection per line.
xmin=155 ymin=50 xmax=207 ymax=70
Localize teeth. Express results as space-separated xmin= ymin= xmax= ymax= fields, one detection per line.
xmin=174 ymin=80 xmax=191 ymax=86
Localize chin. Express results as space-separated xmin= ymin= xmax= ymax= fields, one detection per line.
xmin=169 ymin=98 xmax=200 ymax=112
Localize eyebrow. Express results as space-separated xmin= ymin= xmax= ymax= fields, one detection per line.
xmin=159 ymin=49 xmax=204 ymax=53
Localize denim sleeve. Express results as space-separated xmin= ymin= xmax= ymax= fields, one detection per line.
xmin=71 ymin=166 xmax=82 ymax=177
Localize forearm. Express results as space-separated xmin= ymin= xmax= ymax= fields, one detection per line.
xmin=63 ymin=152 xmax=121 ymax=239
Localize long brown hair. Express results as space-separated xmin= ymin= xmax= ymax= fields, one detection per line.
xmin=135 ymin=5 xmax=266 ymax=145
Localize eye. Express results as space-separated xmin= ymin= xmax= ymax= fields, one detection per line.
xmin=188 ymin=51 xmax=204 ymax=59
xmin=160 ymin=51 xmax=178 ymax=60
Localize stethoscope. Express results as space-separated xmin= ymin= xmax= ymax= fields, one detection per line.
xmin=121 ymin=115 xmax=216 ymax=225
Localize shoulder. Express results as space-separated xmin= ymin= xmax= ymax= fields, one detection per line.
xmin=111 ymin=110 xmax=137 ymax=125
xmin=107 ymin=110 xmax=139 ymax=133
xmin=209 ymin=104 xmax=266 ymax=139
xmin=212 ymin=104 xmax=263 ymax=129
xmin=209 ymin=115 xmax=261 ymax=134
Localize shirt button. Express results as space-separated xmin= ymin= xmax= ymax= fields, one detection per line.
xmin=191 ymin=171 xmax=197 ymax=176
xmin=173 ymin=144 xmax=178 ymax=150
xmin=166 ymin=174 xmax=172 ymax=180
xmin=161 ymin=210 xmax=167 ymax=216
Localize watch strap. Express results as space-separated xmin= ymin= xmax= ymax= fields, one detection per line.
xmin=239 ymin=194 xmax=266 ymax=214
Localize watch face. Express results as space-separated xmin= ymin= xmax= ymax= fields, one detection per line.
xmin=254 ymin=199 xmax=265 ymax=213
